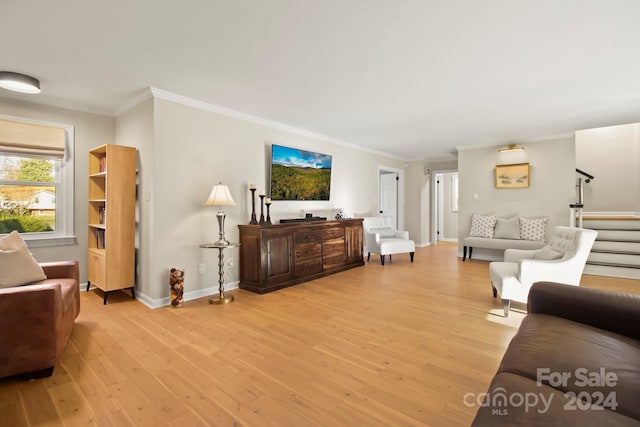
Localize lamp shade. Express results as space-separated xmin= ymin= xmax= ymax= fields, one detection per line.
xmin=205 ymin=183 xmax=236 ymax=207
xmin=0 ymin=71 xmax=41 ymax=94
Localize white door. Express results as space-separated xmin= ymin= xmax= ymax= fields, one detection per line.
xmin=432 ymin=171 xmax=459 ymax=244
xmin=379 ymin=172 xmax=398 ymax=228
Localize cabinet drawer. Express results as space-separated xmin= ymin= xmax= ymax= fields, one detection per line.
xmin=294 ymin=230 xmax=323 ymax=244
xmin=323 ymin=254 xmax=345 ymax=270
xmin=322 ymin=227 xmax=344 ymax=240
xmin=295 ymin=258 xmax=323 ymax=277
xmin=322 ymin=239 xmax=345 ymax=256
xmin=295 ymin=242 xmax=322 ymax=259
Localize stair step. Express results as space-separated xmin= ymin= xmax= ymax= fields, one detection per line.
xmin=587 ymin=252 xmax=640 ymax=268
xmin=592 ymin=241 xmax=640 ymax=255
xmin=582 ymin=219 xmax=640 ymax=231
xmin=592 ymin=229 xmax=640 ymax=242
xmin=584 ymin=264 xmax=640 ymax=280
xmin=587 ymin=261 xmax=640 ymax=269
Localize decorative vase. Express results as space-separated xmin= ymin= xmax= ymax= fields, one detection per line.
xmin=335 ymin=210 xmax=349 ymax=220
xmin=169 ymin=268 xmax=184 ymax=307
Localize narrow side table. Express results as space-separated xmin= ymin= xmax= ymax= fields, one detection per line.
xmin=199 ymin=242 xmax=240 ymax=304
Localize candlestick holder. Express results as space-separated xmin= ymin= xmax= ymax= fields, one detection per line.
xmin=265 ymin=201 xmax=272 ymax=225
xmin=249 ymin=188 xmax=258 ymax=224
xmin=259 ymin=195 xmax=266 ymax=225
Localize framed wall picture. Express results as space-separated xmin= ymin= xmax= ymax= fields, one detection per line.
xmin=495 ymin=163 xmax=530 ymax=189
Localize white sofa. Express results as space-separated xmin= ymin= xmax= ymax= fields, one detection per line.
xmin=463 ymin=236 xmax=546 ymax=261
xmin=463 ymin=214 xmax=548 ymax=261
xmin=362 ymin=217 xmax=415 ymax=265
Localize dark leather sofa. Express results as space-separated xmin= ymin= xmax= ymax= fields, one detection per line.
xmin=0 ymin=261 xmax=80 ymax=380
xmin=472 ymin=282 xmax=640 ymax=426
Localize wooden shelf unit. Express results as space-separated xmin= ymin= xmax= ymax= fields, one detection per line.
xmin=238 ymin=219 xmax=364 ymax=294
xmin=87 ymin=144 xmax=137 ymax=304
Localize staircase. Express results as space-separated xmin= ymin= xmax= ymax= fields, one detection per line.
xmin=582 ymin=215 xmax=640 ymax=280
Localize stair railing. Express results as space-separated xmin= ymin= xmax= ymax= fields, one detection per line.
xmin=576 ymin=168 xmax=594 ymax=182
xmin=570 ymin=169 xmax=595 ymax=228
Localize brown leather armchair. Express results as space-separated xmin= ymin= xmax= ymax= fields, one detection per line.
xmin=0 ymin=261 xmax=80 ymax=380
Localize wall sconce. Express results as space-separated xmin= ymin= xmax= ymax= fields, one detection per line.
xmin=498 ymin=144 xmax=524 ymax=153
xmin=0 ymin=71 xmax=41 ymax=94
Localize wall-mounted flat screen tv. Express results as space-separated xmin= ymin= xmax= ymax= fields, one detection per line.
xmin=270 ymin=144 xmax=332 ymax=200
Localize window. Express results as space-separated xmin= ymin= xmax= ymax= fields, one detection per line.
xmin=0 ymin=116 xmax=74 ymax=246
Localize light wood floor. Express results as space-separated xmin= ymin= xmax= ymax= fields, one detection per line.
xmin=2 ymin=244 xmax=638 ymax=426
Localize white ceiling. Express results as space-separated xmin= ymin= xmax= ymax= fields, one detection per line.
xmin=2 ymin=0 xmax=640 ymax=161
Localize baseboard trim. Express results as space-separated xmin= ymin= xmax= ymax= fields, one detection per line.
xmin=81 ymin=281 xmax=240 ymax=309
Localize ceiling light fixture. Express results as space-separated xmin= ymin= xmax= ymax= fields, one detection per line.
xmin=0 ymin=71 xmax=41 ymax=94
xmin=498 ymin=144 xmax=524 ymax=152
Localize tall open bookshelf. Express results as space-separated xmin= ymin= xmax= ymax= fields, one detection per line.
xmin=88 ymin=144 xmax=137 ymax=304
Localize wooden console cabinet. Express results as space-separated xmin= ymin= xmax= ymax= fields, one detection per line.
xmin=238 ymin=219 xmax=364 ymax=293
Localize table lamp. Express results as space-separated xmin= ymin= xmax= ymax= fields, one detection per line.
xmin=205 ymin=183 xmax=236 ymax=245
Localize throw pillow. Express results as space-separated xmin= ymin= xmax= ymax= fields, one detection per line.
xmin=0 ymin=246 xmax=47 ymax=288
xmin=494 ymin=217 xmax=521 ymax=239
xmin=520 ymin=217 xmax=548 ymax=241
xmin=469 ymin=214 xmax=497 ymax=238
xmin=533 ymin=245 xmax=564 ymax=260
xmin=0 ymin=230 xmax=29 ymax=251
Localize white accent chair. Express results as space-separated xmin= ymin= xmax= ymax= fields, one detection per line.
xmin=489 ymin=226 xmax=597 ymax=317
xmin=362 ymin=216 xmax=415 ymax=265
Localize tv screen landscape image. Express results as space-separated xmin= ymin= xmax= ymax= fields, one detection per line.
xmin=270 ymin=144 xmax=332 ymax=201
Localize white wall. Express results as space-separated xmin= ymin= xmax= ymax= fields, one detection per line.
xmin=0 ymin=96 xmax=114 ymax=282
xmin=576 ymin=122 xmax=640 ymax=212
xmin=458 ymin=137 xmax=575 ymax=260
xmin=405 ymin=161 xmax=427 ymax=245
xmin=115 ymin=99 xmax=155 ymax=299
xmin=141 ymin=96 xmax=405 ymax=303
xmin=0 ymin=94 xmax=406 ymax=306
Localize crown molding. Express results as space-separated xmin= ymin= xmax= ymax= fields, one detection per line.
xmin=149 ymin=87 xmax=407 ymax=161
xmin=0 ymin=93 xmax=113 ymax=117
xmin=455 ymin=132 xmax=575 ymax=152
xmin=2 ymin=85 xmax=409 ymax=161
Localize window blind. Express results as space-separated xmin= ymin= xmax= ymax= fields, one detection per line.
xmin=0 ymin=119 xmax=65 ymax=159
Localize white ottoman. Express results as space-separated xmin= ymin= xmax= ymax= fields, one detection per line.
xmin=368 ymin=237 xmax=416 ymax=265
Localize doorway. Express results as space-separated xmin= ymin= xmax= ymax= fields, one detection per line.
xmin=433 ymin=171 xmax=459 ymax=244
xmin=378 ymin=166 xmax=404 ymax=230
